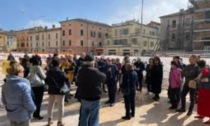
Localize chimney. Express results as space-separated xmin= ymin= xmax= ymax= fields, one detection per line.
xmin=52 ymin=25 xmax=55 ymax=29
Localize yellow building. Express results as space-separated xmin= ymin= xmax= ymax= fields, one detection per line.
xmin=4 ymin=31 xmax=17 ymax=51
xmin=0 ymin=30 xmax=7 ymax=51
xmin=104 ymin=20 xmax=160 ymax=56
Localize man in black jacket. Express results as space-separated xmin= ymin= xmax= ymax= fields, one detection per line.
xmin=134 ymin=58 xmax=145 ymax=92
xmin=76 ymin=55 xmax=106 ymax=126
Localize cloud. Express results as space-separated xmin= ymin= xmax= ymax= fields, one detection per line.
xmin=107 ymin=0 xmax=188 ymax=24
xmin=25 ymin=19 xmax=60 ymax=29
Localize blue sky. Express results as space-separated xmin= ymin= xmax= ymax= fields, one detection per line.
xmin=0 ymin=0 xmax=189 ymax=30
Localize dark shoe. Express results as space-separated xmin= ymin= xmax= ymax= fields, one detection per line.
xmin=187 ymin=111 xmax=192 ymax=116
xmin=34 ymin=116 xmax=44 ymax=120
xmin=169 ymin=106 xmax=177 ymax=110
xmin=176 ymin=108 xmax=186 ymax=113
xmin=194 ymin=115 xmax=204 ymax=119
xmin=110 ymin=103 xmax=115 ymax=107
xmin=130 ymin=113 xmax=135 ymax=118
xmin=57 ymin=121 xmax=64 ymax=126
xmin=121 ymin=116 xmax=131 ymax=120
xmin=105 ymin=101 xmax=110 ymax=104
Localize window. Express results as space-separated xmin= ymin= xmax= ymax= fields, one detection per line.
xmin=91 ymin=31 xmax=93 ymax=37
xmin=81 ymin=40 xmax=84 ymax=46
xmin=63 ymin=30 xmax=65 ymax=36
xmin=30 ymin=36 xmax=32 ymax=41
xmin=172 ymin=33 xmax=176 ymax=40
xmin=119 ymin=28 xmax=129 ymax=35
xmin=69 ymin=40 xmax=71 ymax=46
xmin=56 ymin=41 xmax=58 ymax=46
xmin=150 ymin=42 xmax=154 ymax=47
xmin=48 ymin=34 xmax=50 ymax=39
xmin=80 ymin=30 xmax=84 ymax=36
xmin=186 ymin=33 xmax=190 ymax=40
xmin=48 ymin=42 xmax=50 ymax=47
xmin=81 ymin=24 xmax=83 ymax=26
xmin=185 ymin=18 xmax=190 ymax=25
xmin=56 ymin=33 xmax=58 ymax=39
xmin=172 ymin=20 xmax=176 ymax=28
xmin=99 ymin=42 xmax=102 ymax=47
xmin=42 ymin=42 xmax=44 ymax=46
xmin=143 ymin=41 xmax=147 ymax=47
xmin=36 ymin=42 xmax=38 ymax=47
xmin=131 ymin=38 xmax=138 ymax=45
xmin=98 ymin=32 xmax=102 ymax=38
xmin=42 ymin=34 xmax=44 ymax=40
xmin=92 ymin=41 xmax=94 ymax=47
xmin=35 ymin=35 xmax=39 ymax=41
xmin=69 ymin=29 xmax=71 ymax=35
xmin=105 ymin=33 xmax=108 ymax=38
xmin=63 ymin=41 xmax=65 ymax=46
xmin=115 ymin=30 xmax=118 ymax=36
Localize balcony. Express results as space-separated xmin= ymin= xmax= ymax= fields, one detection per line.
xmin=194 ymin=18 xmax=210 ymax=23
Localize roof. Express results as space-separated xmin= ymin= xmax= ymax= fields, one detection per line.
xmin=160 ymin=9 xmax=193 ymax=18
xmin=60 ymin=18 xmax=111 ymax=27
xmin=147 ymin=21 xmax=160 ymax=26
xmin=4 ymin=31 xmax=17 ymax=36
xmin=28 ymin=27 xmax=61 ymax=34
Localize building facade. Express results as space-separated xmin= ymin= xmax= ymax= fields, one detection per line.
xmin=4 ymin=31 xmax=17 ymax=51
xmin=28 ymin=26 xmax=61 ymax=53
xmin=17 ymin=29 xmax=32 ymax=52
xmin=104 ymin=20 xmax=160 ymax=56
xmin=60 ymin=18 xmax=111 ymax=55
xmin=0 ymin=30 xmax=6 ymax=51
xmin=190 ymin=0 xmax=210 ymax=50
xmin=160 ymin=9 xmax=194 ymax=51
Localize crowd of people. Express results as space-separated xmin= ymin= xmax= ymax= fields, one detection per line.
xmin=1 ymin=52 xmax=210 ymax=126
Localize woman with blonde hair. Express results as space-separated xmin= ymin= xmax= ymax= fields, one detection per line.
xmin=2 ymin=63 xmax=36 ymax=126
xmin=121 ymin=63 xmax=138 ymax=120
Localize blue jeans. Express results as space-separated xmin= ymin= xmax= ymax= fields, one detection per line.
xmin=79 ymin=100 xmax=100 ymax=126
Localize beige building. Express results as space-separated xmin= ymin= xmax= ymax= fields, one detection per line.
xmin=104 ymin=20 xmax=160 ymax=56
xmin=28 ymin=26 xmax=61 ymax=53
xmin=60 ymin=18 xmax=111 ymax=55
xmin=160 ymin=9 xmax=194 ymax=51
xmin=0 ymin=30 xmax=6 ymax=51
xmin=4 ymin=31 xmax=17 ymax=51
xmin=190 ymin=0 xmax=210 ymax=50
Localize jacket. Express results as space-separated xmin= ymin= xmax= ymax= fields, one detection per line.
xmin=121 ymin=70 xmax=138 ymax=94
xmin=169 ymin=67 xmax=182 ymax=89
xmin=28 ymin=65 xmax=46 ymax=87
xmin=45 ymin=67 xmax=69 ymax=95
xmin=134 ymin=61 xmax=145 ymax=74
xmin=106 ymin=64 xmax=119 ymax=84
xmin=76 ymin=65 xmax=106 ymax=101
xmin=1 ymin=75 xmax=36 ymax=122
xmin=183 ymin=64 xmax=200 ymax=85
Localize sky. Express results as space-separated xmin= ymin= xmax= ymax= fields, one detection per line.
xmin=0 ymin=0 xmax=190 ymax=31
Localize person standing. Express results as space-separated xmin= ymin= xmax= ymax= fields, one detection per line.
xmin=7 ymin=52 xmax=15 ymax=61
xmin=177 ymin=55 xmax=200 ymax=116
xmin=134 ymin=58 xmax=145 ymax=92
xmin=28 ymin=56 xmax=46 ymax=120
xmin=76 ymin=55 xmax=106 ymax=126
xmin=151 ymin=56 xmax=163 ymax=101
xmin=45 ymin=59 xmax=69 ymax=126
xmin=2 ymin=63 xmax=36 ymax=126
xmin=121 ymin=63 xmax=138 ymax=120
xmin=105 ymin=58 xmax=119 ymax=107
xmin=145 ymin=58 xmax=154 ymax=94
xmin=97 ymin=56 xmax=108 ymax=92
xmin=168 ymin=61 xmax=182 ymax=109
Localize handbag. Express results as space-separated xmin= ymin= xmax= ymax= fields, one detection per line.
xmin=51 ymin=77 xmax=69 ymax=94
xmin=27 ymin=67 xmax=44 ymax=86
xmin=188 ymin=80 xmax=197 ymax=89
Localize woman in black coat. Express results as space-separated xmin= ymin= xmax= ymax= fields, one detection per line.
xmin=121 ymin=63 xmax=138 ymax=120
xmin=151 ymin=56 xmax=163 ymax=101
xmin=145 ymin=58 xmax=154 ymax=93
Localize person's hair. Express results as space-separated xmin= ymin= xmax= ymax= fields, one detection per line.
xmin=52 ymin=59 xmax=60 ymax=67
xmin=9 ymin=60 xmax=17 ymax=66
xmin=171 ymin=61 xmax=178 ymax=67
xmin=125 ymin=63 xmax=134 ymax=71
xmin=7 ymin=63 xmax=23 ymax=75
xmin=173 ymin=56 xmax=180 ymax=60
xmin=154 ymin=56 xmax=161 ymax=64
xmin=29 ymin=56 xmax=39 ymax=66
xmin=149 ymin=58 xmax=154 ymax=64
xmin=190 ymin=54 xmax=197 ymax=59
xmin=124 ymin=55 xmax=129 ymax=61
xmin=197 ymin=60 xmax=206 ymax=68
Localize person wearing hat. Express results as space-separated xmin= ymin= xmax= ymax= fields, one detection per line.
xmin=76 ymin=55 xmax=106 ymax=126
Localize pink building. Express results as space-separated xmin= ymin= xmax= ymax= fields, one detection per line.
xmin=60 ymin=18 xmax=111 ymax=55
